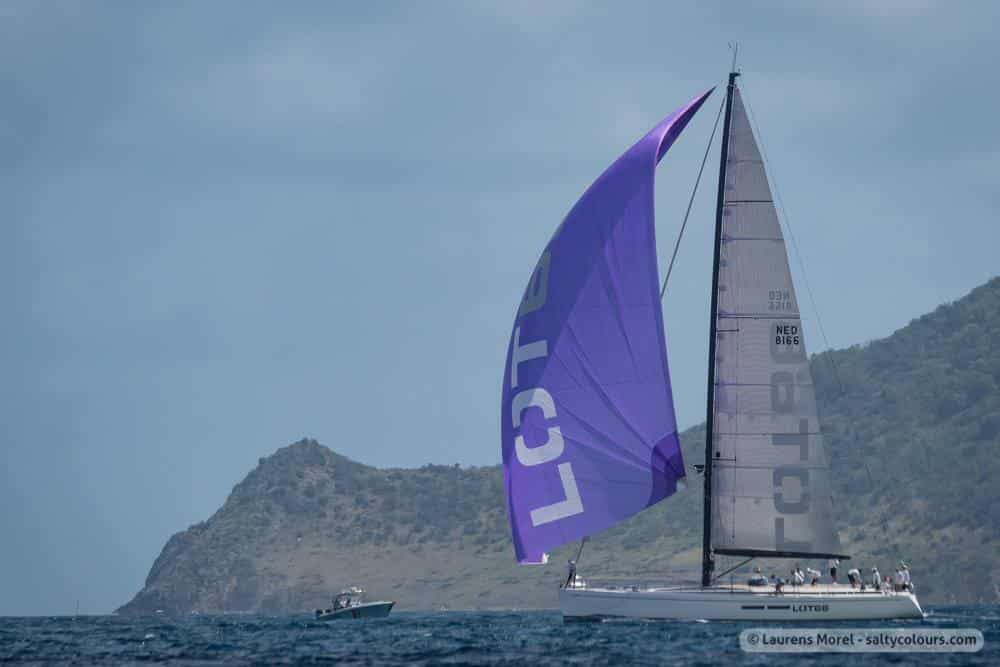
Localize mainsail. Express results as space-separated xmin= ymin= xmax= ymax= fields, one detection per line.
xmin=502 ymin=90 xmax=712 ymax=564
xmin=709 ymin=83 xmax=845 ymax=559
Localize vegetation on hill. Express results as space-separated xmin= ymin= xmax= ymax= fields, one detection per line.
xmin=809 ymin=277 xmax=1000 ymax=603
xmin=118 ymin=278 xmax=1000 ymax=614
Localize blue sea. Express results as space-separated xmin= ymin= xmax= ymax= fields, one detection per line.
xmin=1 ymin=605 xmax=996 ymax=665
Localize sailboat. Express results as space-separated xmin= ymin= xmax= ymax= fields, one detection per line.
xmin=500 ymin=69 xmax=923 ymax=621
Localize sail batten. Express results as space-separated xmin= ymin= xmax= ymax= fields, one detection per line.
xmin=501 ymin=90 xmax=711 ymax=565
xmin=708 ymin=84 xmax=844 ymax=560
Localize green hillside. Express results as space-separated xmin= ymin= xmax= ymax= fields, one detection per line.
xmin=118 ymin=278 xmax=1000 ymax=614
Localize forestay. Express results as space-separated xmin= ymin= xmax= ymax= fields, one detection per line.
xmin=501 ymin=90 xmax=711 ymax=564
xmin=710 ymin=84 xmax=845 ymax=559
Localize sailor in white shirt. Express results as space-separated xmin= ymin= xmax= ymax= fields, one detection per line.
xmin=871 ymin=567 xmax=882 ymax=590
xmin=805 ymin=568 xmax=821 ymax=585
xmin=847 ymin=567 xmax=861 ymax=588
xmin=901 ymin=563 xmax=912 ymax=591
xmin=828 ymin=558 xmax=840 ymax=583
xmin=792 ymin=566 xmax=805 ymax=586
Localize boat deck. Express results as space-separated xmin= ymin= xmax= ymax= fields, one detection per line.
xmin=581 ymin=583 xmax=905 ymax=596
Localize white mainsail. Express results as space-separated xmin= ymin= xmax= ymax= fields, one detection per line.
xmin=710 ymin=85 xmax=844 ymax=558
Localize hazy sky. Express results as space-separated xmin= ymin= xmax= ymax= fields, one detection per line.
xmin=3 ymin=1 xmax=997 ymax=615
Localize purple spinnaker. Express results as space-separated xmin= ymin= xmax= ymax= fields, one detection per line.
xmin=501 ymin=89 xmax=712 ymax=564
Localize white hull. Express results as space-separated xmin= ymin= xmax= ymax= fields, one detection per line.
xmin=560 ymin=584 xmax=923 ymax=621
xmin=316 ymin=601 xmax=394 ymax=620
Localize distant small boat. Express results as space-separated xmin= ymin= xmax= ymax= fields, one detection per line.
xmin=315 ymin=587 xmax=394 ymax=621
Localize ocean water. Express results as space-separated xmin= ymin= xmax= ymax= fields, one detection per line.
xmin=1 ymin=605 xmax=996 ymax=665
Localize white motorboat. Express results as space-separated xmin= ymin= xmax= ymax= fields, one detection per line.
xmin=315 ymin=587 xmax=394 ymax=621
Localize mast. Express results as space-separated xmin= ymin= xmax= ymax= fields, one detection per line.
xmin=701 ymin=69 xmax=739 ymax=588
